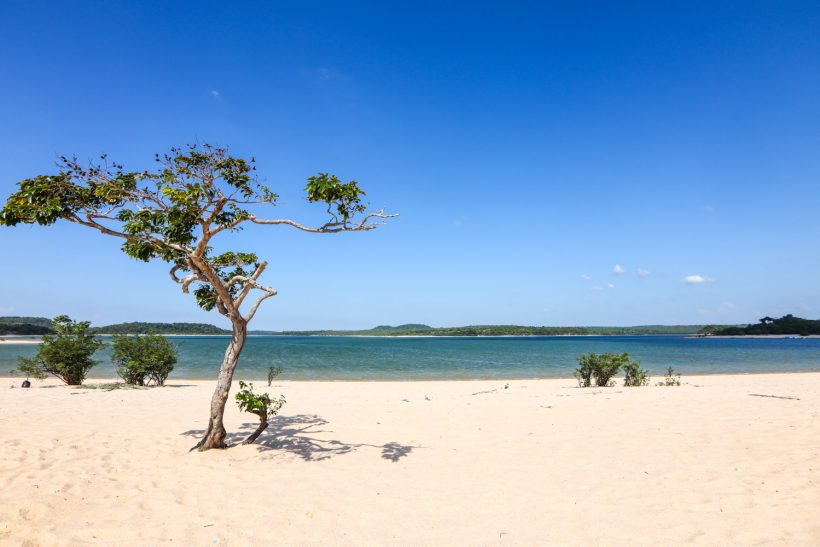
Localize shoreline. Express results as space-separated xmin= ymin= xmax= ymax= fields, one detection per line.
xmin=5 ymin=368 xmax=820 ymax=384
xmin=4 ymin=333 xmax=820 ymax=344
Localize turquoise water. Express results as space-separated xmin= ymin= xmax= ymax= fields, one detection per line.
xmin=2 ymin=335 xmax=820 ymax=380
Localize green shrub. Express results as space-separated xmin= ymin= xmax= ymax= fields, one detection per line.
xmin=16 ymin=315 xmax=103 ymax=385
xmin=235 ymin=381 xmax=286 ymax=445
xmin=111 ymin=334 xmax=177 ymax=386
xmin=657 ymin=366 xmax=681 ymax=386
xmin=267 ymin=365 xmax=282 ymax=386
xmin=575 ymin=352 xmax=630 ymax=387
xmin=622 ymin=358 xmax=649 ymax=386
xmin=574 ymin=354 xmax=595 ymax=387
xmin=592 ymin=354 xmax=623 ymax=387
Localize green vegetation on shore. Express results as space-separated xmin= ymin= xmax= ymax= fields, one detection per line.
xmin=0 ymin=317 xmax=231 ymax=335
xmin=90 ymin=322 xmax=230 ymax=335
xmin=0 ymin=316 xmax=54 ymax=335
xmin=701 ymin=315 xmax=820 ymax=336
xmin=277 ymin=324 xmax=714 ymax=336
xmin=1 ymin=317 xmax=729 ymax=337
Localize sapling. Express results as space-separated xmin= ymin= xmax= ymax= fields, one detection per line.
xmin=235 ymin=381 xmax=285 ymax=445
xmin=267 ymin=365 xmax=282 ymax=387
xmin=658 ymin=366 xmax=681 ymax=386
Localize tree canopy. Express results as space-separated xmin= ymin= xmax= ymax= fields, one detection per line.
xmin=0 ymin=144 xmax=392 ymax=323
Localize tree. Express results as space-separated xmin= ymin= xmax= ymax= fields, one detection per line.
xmin=16 ymin=315 xmax=103 ymax=385
xmin=0 ymin=144 xmax=394 ymax=450
xmin=112 ymin=334 xmax=177 ymax=386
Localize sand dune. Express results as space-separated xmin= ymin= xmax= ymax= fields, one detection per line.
xmin=1 ymin=373 xmax=819 ymax=545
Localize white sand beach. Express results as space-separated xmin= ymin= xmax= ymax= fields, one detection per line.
xmin=1 ymin=373 xmax=819 ymax=545
xmin=0 ymin=336 xmax=42 ymax=345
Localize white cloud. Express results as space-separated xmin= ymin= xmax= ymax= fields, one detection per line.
xmin=210 ymin=90 xmax=221 ymax=98
xmin=0 ymin=306 xmax=13 ymax=314
xmin=684 ymin=274 xmax=713 ymax=284
xmin=635 ymin=268 xmax=650 ymax=277
xmin=580 ymin=274 xmax=591 ymax=281
xmin=613 ymin=264 xmax=625 ymax=275
xmin=590 ymin=283 xmax=615 ymax=291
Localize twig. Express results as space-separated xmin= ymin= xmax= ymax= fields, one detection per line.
xmin=748 ymin=393 xmax=800 ymax=400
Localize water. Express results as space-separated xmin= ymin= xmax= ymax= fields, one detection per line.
xmin=2 ymin=335 xmax=820 ymax=381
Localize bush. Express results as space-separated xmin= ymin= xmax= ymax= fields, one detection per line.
xmin=592 ymin=353 xmax=624 ymax=387
xmin=111 ymin=334 xmax=177 ymax=386
xmin=574 ymin=354 xmax=595 ymax=387
xmin=235 ymin=381 xmax=286 ymax=445
xmin=16 ymin=315 xmax=103 ymax=385
xmin=657 ymin=366 xmax=681 ymax=386
xmin=575 ymin=352 xmax=630 ymax=387
xmin=622 ymin=358 xmax=649 ymax=386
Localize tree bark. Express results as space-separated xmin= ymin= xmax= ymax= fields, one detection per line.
xmin=192 ymin=318 xmax=248 ymax=450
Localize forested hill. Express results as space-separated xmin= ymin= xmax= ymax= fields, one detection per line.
xmin=275 ymin=324 xmax=715 ymax=336
xmin=0 ymin=317 xmax=232 ymax=335
xmin=704 ymin=315 xmax=820 ymax=336
xmin=0 ymin=316 xmax=54 ymax=335
xmin=1 ymin=317 xmax=731 ymax=337
xmin=90 ymin=322 xmax=230 ymax=335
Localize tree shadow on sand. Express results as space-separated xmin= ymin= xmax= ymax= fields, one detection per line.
xmin=181 ymin=414 xmax=417 ymax=462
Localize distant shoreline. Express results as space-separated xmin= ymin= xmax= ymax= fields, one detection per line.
xmin=694 ymin=334 xmax=820 ymax=339
xmin=5 ymin=333 xmax=820 ymax=345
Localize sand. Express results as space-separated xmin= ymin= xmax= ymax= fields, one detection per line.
xmin=0 ymin=337 xmax=42 ymax=345
xmin=1 ymin=373 xmax=819 ymax=546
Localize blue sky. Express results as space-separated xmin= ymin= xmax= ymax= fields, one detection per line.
xmin=1 ymin=1 xmax=818 ymax=329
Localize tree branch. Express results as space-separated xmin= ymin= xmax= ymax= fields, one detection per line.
xmin=232 ymin=261 xmax=268 ymax=309
xmin=250 ymin=209 xmax=398 ymax=233
xmin=169 ymin=265 xmax=204 ymax=294
xmin=245 ymin=288 xmax=277 ymax=322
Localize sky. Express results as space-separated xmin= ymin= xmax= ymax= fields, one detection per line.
xmin=1 ymin=1 xmax=819 ymax=329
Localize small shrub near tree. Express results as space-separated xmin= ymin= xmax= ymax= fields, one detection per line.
xmin=622 ymin=358 xmax=649 ymax=387
xmin=235 ymin=381 xmax=286 ymax=445
xmin=16 ymin=315 xmax=103 ymax=385
xmin=657 ymin=366 xmax=681 ymax=386
xmin=111 ymin=334 xmax=177 ymax=386
xmin=575 ymin=352 xmax=629 ymax=387
xmin=267 ymin=365 xmax=282 ymax=387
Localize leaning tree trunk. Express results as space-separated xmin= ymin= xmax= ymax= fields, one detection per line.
xmin=192 ymin=318 xmax=248 ymax=451
xmin=242 ymin=410 xmax=269 ymax=445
